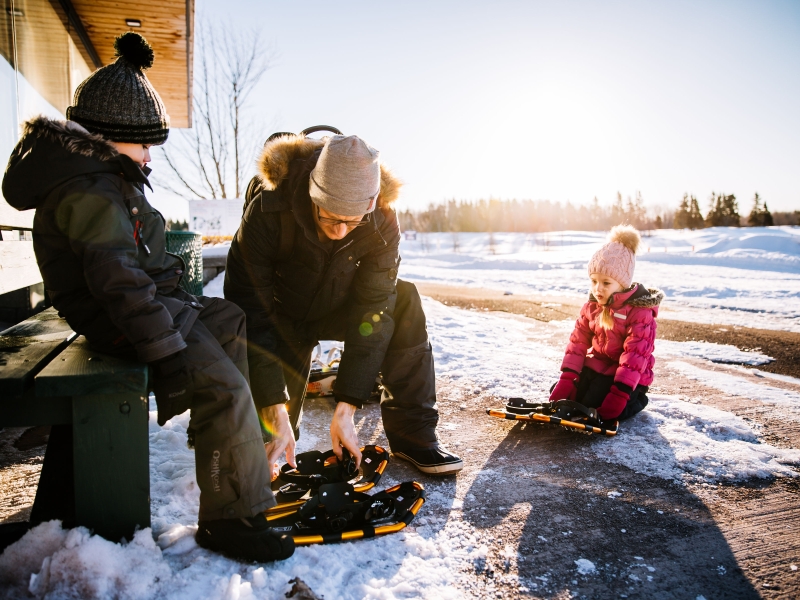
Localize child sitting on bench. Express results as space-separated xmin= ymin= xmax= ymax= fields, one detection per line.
xmin=2 ymin=32 xmax=292 ymax=562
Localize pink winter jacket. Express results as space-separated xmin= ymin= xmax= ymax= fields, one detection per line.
xmin=561 ymin=284 xmax=665 ymax=390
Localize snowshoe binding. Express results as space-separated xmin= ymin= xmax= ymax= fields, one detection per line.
xmin=487 ymin=399 xmax=619 ymax=436
xmin=265 ymin=480 xmax=426 ymax=546
xmin=266 ymin=445 xmax=390 ymax=513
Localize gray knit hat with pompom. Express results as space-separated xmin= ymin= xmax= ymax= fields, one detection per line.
xmin=66 ymin=32 xmax=169 ymax=145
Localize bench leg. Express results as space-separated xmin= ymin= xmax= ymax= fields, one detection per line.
xmin=72 ymin=393 xmax=150 ymax=541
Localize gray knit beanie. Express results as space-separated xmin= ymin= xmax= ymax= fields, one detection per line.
xmin=66 ymin=32 xmax=169 ymax=145
xmin=309 ymin=135 xmax=380 ymax=215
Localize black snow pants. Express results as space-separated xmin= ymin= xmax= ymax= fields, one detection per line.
xmin=30 ymin=296 xmax=275 ymax=527
xmin=573 ymin=367 xmax=649 ymax=421
xmin=278 ymin=280 xmax=439 ymax=452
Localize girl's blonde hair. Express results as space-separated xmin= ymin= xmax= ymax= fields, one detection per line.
xmin=598 ymin=304 xmax=616 ymax=330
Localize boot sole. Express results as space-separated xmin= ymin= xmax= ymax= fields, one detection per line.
xmin=392 ymin=451 xmax=463 ymax=475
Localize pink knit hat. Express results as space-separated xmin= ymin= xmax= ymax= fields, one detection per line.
xmin=587 ymin=225 xmax=641 ymax=288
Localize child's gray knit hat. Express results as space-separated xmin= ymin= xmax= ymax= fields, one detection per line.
xmin=66 ymin=32 xmax=169 ymax=145
xmin=309 ymin=135 xmax=380 ymax=215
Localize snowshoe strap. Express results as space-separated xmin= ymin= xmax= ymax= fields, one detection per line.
xmin=296 ymin=482 xmax=398 ymax=533
xmin=505 ymin=397 xmax=549 ymax=415
xmin=552 ymin=401 xmax=600 ymax=423
xmin=279 ymin=448 xmax=358 ymax=488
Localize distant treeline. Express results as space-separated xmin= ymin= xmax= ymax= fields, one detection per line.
xmin=398 ymin=192 xmax=799 ymax=233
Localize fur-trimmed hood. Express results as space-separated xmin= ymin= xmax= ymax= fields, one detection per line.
xmin=626 ymin=286 xmax=665 ymax=308
xmin=3 ymin=116 xmax=148 ymax=211
xmin=589 ymin=284 xmax=665 ymax=308
xmin=19 ymin=115 xmax=120 ymax=161
xmin=256 ymin=134 xmax=402 ymax=208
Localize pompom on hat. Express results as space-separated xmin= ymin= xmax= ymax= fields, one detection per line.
xmin=587 ymin=225 xmax=641 ymax=288
xmin=66 ymin=32 xmax=169 ymax=145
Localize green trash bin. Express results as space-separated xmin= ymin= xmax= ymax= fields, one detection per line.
xmin=165 ymin=230 xmax=203 ymax=296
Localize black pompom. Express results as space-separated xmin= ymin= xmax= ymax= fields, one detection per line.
xmin=114 ymin=32 xmax=154 ymax=70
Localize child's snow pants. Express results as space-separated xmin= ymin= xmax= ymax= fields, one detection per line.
xmin=31 ymin=296 xmax=275 ymax=527
xmin=574 ymin=366 xmax=649 ymax=421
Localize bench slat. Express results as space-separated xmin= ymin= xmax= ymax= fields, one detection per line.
xmin=36 ymin=337 xmax=149 ymax=397
xmin=0 ymin=308 xmax=76 ymax=397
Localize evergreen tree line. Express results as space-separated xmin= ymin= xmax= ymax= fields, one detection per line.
xmin=399 ymin=192 xmax=799 ymax=233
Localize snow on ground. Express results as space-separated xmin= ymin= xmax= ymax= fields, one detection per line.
xmin=423 ymin=298 xmax=800 ymax=483
xmin=654 ymin=340 xmax=774 ymax=365
xmin=7 ymin=296 xmax=796 ymax=599
xmin=3 ymin=227 xmax=799 ymax=598
xmin=399 ymin=227 xmax=800 ymax=333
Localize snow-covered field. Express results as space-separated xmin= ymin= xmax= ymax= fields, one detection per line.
xmin=2 ymin=226 xmax=799 ymax=599
xmin=400 ymin=226 xmax=800 ymax=333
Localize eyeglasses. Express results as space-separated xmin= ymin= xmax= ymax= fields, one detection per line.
xmin=316 ymin=205 xmax=371 ymax=228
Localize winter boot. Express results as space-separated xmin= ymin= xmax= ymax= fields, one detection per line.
xmin=196 ymin=513 xmax=295 ymax=562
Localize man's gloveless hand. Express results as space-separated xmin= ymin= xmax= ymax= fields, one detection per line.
xmin=262 ymin=404 xmax=296 ymax=480
xmin=330 ymin=402 xmax=362 ymax=469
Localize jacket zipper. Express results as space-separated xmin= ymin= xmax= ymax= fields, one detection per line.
xmin=133 ymin=221 xmax=151 ymax=255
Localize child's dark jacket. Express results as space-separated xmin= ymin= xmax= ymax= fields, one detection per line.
xmin=561 ymin=284 xmax=664 ymax=390
xmin=2 ymin=117 xmax=194 ymax=362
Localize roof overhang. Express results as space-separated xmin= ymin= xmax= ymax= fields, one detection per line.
xmin=68 ymin=0 xmax=194 ymax=128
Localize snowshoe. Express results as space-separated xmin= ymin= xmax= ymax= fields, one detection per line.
xmin=265 ymin=480 xmax=425 ymax=546
xmin=266 ymin=445 xmax=390 ymax=513
xmin=487 ymin=399 xmax=618 ymax=436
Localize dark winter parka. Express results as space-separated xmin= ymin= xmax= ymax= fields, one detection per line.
xmin=223 ymin=135 xmax=402 ymax=411
xmin=561 ymin=283 xmax=665 ymax=390
xmin=2 ymin=117 xmax=195 ymax=362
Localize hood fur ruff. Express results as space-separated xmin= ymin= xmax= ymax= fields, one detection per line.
xmin=256 ymin=134 xmax=402 ymax=208
xmin=627 ymin=287 xmax=665 ymax=308
xmin=21 ymin=116 xmax=119 ymax=161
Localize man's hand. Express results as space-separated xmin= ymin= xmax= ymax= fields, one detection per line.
xmin=262 ymin=404 xmax=296 ymax=480
xmin=330 ymin=402 xmax=362 ymax=469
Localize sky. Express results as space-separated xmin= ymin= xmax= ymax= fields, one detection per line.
xmin=150 ymin=0 xmax=800 ymax=219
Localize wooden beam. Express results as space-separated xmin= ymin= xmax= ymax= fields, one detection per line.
xmin=55 ymin=0 xmax=102 ymax=68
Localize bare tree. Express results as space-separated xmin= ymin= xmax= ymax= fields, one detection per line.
xmin=157 ymin=22 xmax=275 ymax=199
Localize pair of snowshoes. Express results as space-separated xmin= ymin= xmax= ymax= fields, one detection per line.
xmin=264 ymin=445 xmax=425 ymax=546
xmin=487 ymin=399 xmax=619 ymax=436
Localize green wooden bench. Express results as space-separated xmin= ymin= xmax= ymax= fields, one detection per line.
xmin=0 ymin=308 xmax=150 ymax=541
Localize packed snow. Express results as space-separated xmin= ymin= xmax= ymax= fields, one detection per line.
xmin=2 ymin=226 xmax=799 ymax=598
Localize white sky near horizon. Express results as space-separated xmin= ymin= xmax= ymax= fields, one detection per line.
xmin=149 ymin=0 xmax=800 ymax=219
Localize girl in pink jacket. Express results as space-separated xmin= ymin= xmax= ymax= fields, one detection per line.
xmin=549 ymin=225 xmax=664 ymax=422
